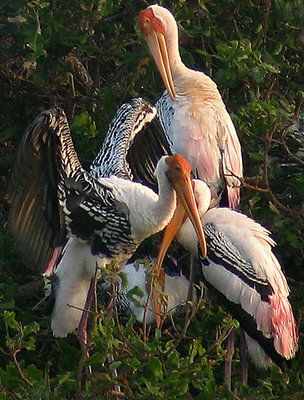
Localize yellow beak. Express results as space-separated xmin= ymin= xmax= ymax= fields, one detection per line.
xmin=145 ymin=31 xmax=176 ymax=100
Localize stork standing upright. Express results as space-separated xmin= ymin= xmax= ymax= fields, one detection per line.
xmin=7 ymin=100 xmax=206 ymax=341
xmin=138 ymin=4 xmax=243 ymax=209
xmin=156 ymin=179 xmax=298 ymax=375
xmin=138 ymin=5 xmax=244 ymax=383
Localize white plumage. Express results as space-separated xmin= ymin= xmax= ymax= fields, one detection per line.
xmin=158 ymin=179 xmax=298 ymax=368
xmin=139 ymin=5 xmax=243 ymax=208
xmin=8 ymin=101 xmax=206 ymax=340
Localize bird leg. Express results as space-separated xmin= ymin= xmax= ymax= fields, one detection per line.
xmin=104 ymin=281 xmax=123 ymax=397
xmin=224 ymin=327 xmax=235 ymax=390
xmin=76 ymin=274 xmax=97 ymax=346
xmin=240 ymin=329 xmax=248 ymax=385
xmin=76 ymin=266 xmax=99 ymax=385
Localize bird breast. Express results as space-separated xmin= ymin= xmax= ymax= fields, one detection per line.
xmin=170 ymin=96 xmax=223 ymax=187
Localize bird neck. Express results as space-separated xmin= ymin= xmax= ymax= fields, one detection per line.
xmin=117 ymin=174 xmax=176 ymax=242
xmin=150 ymin=177 xmax=177 ymax=236
xmin=193 ymin=180 xmax=211 ymax=217
xmin=164 ymin=22 xmax=188 ymax=80
xmin=139 ymin=161 xmax=177 ymax=239
xmin=175 ymin=180 xmax=210 ymax=257
xmin=165 ymin=29 xmax=220 ymax=99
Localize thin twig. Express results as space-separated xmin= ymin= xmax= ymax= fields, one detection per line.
xmin=69 ymin=72 xmax=77 ymax=118
xmin=265 ymin=77 xmax=276 ymax=102
xmin=272 ymin=137 xmax=304 ymax=167
xmin=12 ymin=348 xmax=33 ymax=388
xmin=171 ymin=290 xmax=203 ymax=351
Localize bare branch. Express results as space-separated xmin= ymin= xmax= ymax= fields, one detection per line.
xmin=12 ymin=348 xmax=33 ymax=388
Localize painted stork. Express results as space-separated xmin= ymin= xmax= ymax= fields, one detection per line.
xmin=138 ymin=4 xmax=243 ymax=209
xmin=156 ymin=179 xmax=298 ymax=374
xmin=100 ymin=255 xmax=196 ymax=325
xmin=7 ymin=100 xmax=206 ymax=340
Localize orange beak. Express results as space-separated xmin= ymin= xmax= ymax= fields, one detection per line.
xmin=155 ymin=201 xmax=186 ymax=276
xmin=151 ymin=155 xmax=207 ymax=328
xmin=155 ymin=169 xmax=207 ymax=278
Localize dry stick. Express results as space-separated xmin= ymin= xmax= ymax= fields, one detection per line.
xmin=242 ymin=176 xmax=303 ymax=217
xmin=227 ymin=162 xmax=304 ymax=218
xmin=263 ymin=132 xmax=304 ymax=217
xmin=207 ymin=325 xmax=235 ymax=355
xmin=272 ymin=137 xmax=304 ymax=167
xmin=102 ymin=276 xmax=124 ymax=398
xmin=69 ymin=72 xmax=77 ymax=119
xmin=263 ymin=131 xmax=274 ymax=189
xmin=171 ymin=290 xmax=203 ymax=352
xmin=2 ymin=324 xmax=33 ymax=388
xmin=233 ymin=98 xmax=304 ymax=217
xmin=12 ymin=348 xmax=33 ymax=388
xmin=265 ymin=77 xmax=276 ymax=102
xmin=114 ymin=306 xmax=143 ymax=356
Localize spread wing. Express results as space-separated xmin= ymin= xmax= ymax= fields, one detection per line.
xmin=7 ymin=107 xmax=137 ymax=273
xmin=7 ymin=107 xmax=68 ymax=273
xmin=91 ymin=97 xmax=171 ymax=190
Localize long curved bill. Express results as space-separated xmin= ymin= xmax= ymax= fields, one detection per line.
xmin=156 ymin=177 xmax=207 ymax=276
xmin=145 ymin=31 xmax=176 ymax=100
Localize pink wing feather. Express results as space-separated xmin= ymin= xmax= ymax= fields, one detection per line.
xmin=220 ymin=115 xmax=243 ymax=209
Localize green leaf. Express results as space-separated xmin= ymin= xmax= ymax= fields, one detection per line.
xmin=126 ymin=285 xmax=145 ymax=300
xmin=109 ymin=361 xmax=122 ymax=372
xmin=142 ymin=377 xmax=163 ymax=396
xmin=23 ymin=322 xmax=40 ymax=335
xmin=251 ymin=67 xmax=267 ymax=83
xmin=3 ymin=311 xmax=19 ymax=331
xmin=146 ymin=356 xmax=164 ymax=381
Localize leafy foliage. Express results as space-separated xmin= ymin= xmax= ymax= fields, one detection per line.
xmin=0 ymin=0 xmax=303 ymax=398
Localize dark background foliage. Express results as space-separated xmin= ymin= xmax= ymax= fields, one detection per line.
xmin=0 ymin=0 xmax=303 ymax=398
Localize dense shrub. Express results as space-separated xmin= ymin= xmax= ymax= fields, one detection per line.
xmin=0 ymin=0 xmax=303 ymax=398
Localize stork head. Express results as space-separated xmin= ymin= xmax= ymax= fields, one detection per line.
xmin=138 ymin=5 xmax=178 ymax=100
xmin=155 ymin=155 xmax=207 ymax=273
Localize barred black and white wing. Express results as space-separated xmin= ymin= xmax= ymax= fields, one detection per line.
xmin=202 ymin=223 xmax=272 ymax=301
xmin=7 ymin=106 xmax=139 ymax=273
xmin=7 ymin=107 xmax=68 ymax=272
xmin=91 ymin=97 xmax=171 ymax=189
xmin=198 ymin=209 xmax=297 ymax=368
xmin=171 ymin=179 xmax=298 ymax=368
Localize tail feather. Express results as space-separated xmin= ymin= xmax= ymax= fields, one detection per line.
xmin=270 ymin=294 xmax=298 ymax=359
